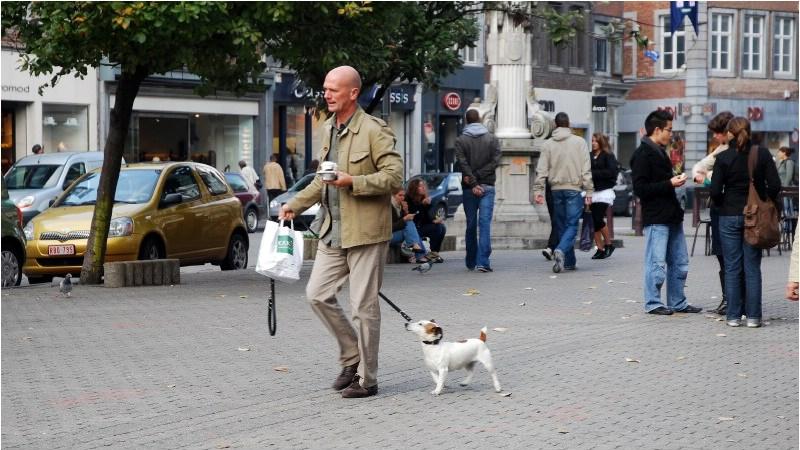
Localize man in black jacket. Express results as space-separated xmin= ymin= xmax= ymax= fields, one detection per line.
xmin=630 ymin=110 xmax=702 ymax=316
xmin=454 ymin=109 xmax=502 ymax=272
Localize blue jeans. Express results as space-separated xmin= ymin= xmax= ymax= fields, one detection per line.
xmin=719 ymin=215 xmax=762 ymax=320
xmin=463 ymin=185 xmax=495 ymax=269
xmin=643 ymin=223 xmax=689 ymax=312
xmin=551 ymin=190 xmax=584 ymax=268
xmin=390 ymin=221 xmax=426 ymax=258
xmin=418 ymin=223 xmax=446 ymax=252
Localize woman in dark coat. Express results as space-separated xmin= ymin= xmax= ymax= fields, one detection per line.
xmin=710 ymin=117 xmax=781 ymax=328
xmin=589 ymin=133 xmax=619 ymax=259
xmin=406 ymin=178 xmax=446 ymax=263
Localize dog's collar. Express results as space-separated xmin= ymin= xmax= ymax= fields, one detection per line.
xmin=422 ymin=337 xmax=442 ymax=345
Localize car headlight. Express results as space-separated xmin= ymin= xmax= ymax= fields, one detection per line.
xmin=23 ymin=221 xmax=34 ymax=241
xmin=109 ymin=217 xmax=134 ymax=237
xmin=16 ymin=195 xmax=34 ymax=209
xmin=269 ymin=199 xmax=280 ymax=209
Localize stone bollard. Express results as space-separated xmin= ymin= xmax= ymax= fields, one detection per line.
xmin=103 ymin=259 xmax=181 ymax=287
xmin=103 ymin=262 xmax=126 ymax=288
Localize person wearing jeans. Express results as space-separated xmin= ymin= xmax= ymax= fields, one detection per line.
xmin=455 ymin=109 xmax=502 ymax=272
xmin=710 ymin=116 xmax=781 ymax=327
xmin=533 ymin=112 xmax=593 ymax=273
xmin=550 ymin=189 xmax=585 ymax=269
xmin=630 ymin=109 xmax=702 ymax=315
xmin=406 ymin=178 xmax=446 ymax=263
xmin=642 ymin=223 xmax=690 ymax=312
xmin=462 ymin=185 xmax=496 ymax=271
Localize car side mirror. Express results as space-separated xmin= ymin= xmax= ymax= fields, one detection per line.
xmin=160 ymin=193 xmax=182 ymax=208
xmin=448 ymin=186 xmax=460 ymax=193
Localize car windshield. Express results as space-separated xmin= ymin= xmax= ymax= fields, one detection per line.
xmin=4 ymin=164 xmax=63 ymax=189
xmin=59 ymin=170 xmax=160 ymax=206
xmin=288 ymin=174 xmax=316 ymax=192
xmin=415 ymin=174 xmax=446 ymax=189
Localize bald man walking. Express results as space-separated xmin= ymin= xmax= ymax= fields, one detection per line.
xmin=280 ymin=66 xmax=403 ymax=398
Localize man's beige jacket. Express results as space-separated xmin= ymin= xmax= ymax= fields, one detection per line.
xmin=287 ymin=107 xmax=403 ymax=248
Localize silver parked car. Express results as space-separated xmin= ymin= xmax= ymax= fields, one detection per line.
xmin=3 ymin=151 xmax=111 ymax=224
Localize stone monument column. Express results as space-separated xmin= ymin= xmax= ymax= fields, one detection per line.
xmin=449 ymin=5 xmax=550 ymax=250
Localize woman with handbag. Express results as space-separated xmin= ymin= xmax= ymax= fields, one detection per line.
xmin=588 ymin=133 xmax=618 ymax=259
xmin=710 ymin=117 xmax=782 ymax=328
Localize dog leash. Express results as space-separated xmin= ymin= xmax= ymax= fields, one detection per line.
xmin=378 ymin=292 xmax=413 ymax=322
xmin=267 ymin=278 xmax=277 ymax=336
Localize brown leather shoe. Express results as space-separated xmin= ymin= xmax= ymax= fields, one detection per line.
xmin=332 ymin=363 xmax=359 ymax=391
xmin=341 ymin=376 xmax=378 ymax=398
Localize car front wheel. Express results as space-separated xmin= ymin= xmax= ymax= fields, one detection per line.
xmin=1 ymin=247 xmax=23 ymax=287
xmin=221 ymin=233 xmax=248 ymax=270
xmin=245 ymin=207 xmax=258 ymax=233
xmin=139 ymin=237 xmax=164 ymax=260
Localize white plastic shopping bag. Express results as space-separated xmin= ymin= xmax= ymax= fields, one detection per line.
xmin=256 ymin=220 xmax=304 ymax=283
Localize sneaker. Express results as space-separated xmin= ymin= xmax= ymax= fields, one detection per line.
xmin=746 ymin=318 xmax=761 ymax=328
xmin=591 ymin=249 xmax=606 ymax=259
xmin=341 ymin=375 xmax=378 ymax=398
xmin=542 ymin=248 xmax=554 ymax=261
xmin=727 ymin=319 xmax=742 ymax=327
xmin=647 ymin=306 xmax=674 ymax=315
xmin=399 ymin=243 xmax=413 ymax=257
xmin=476 ymin=266 xmax=493 ymax=273
xmin=604 ymin=244 xmax=615 ymax=258
xmin=552 ymin=249 xmax=564 ymax=273
xmin=332 ymin=363 xmax=359 ymax=391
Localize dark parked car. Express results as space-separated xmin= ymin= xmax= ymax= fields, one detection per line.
xmin=407 ymin=172 xmax=463 ymax=219
xmin=268 ymin=173 xmax=320 ymax=231
xmin=613 ymin=168 xmax=687 ymax=216
xmin=224 ymin=172 xmax=265 ymax=233
xmin=2 ymin=180 xmax=26 ymax=287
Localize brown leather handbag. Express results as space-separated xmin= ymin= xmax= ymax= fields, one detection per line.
xmin=743 ymin=146 xmax=780 ymax=249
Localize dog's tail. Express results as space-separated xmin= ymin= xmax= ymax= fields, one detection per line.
xmin=479 ymin=326 xmax=487 ymax=342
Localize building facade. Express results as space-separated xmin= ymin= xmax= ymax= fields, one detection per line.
xmin=614 ymin=1 xmax=799 ymax=170
xmin=1 ymin=47 xmax=100 ymax=173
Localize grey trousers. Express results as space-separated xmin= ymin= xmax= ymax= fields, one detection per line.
xmin=306 ymin=240 xmax=388 ymax=387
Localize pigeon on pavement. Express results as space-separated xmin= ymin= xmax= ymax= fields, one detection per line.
xmin=59 ymin=274 xmax=72 ymax=297
xmin=411 ymin=262 xmax=432 ymax=274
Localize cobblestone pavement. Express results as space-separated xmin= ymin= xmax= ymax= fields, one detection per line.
xmin=3 ymin=225 xmax=798 ymax=449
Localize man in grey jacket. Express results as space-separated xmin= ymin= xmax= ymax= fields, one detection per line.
xmin=455 ymin=109 xmax=502 ymax=272
xmin=533 ymin=112 xmax=593 ymax=273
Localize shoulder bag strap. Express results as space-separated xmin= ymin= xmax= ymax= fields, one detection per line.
xmin=747 ymin=145 xmax=759 ymax=182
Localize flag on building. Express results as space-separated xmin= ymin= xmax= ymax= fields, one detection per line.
xmin=670 ymin=1 xmax=699 ymax=36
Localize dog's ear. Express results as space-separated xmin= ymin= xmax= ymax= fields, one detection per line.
xmin=433 ymin=326 xmax=443 ymax=336
xmin=430 ymin=319 xmax=436 ymax=323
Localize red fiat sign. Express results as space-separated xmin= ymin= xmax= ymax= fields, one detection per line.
xmin=442 ymin=92 xmax=462 ymax=111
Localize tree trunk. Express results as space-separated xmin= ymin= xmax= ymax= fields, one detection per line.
xmin=80 ymin=66 xmax=147 ymax=284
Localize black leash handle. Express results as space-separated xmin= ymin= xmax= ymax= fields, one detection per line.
xmin=378 ymin=292 xmax=413 ymax=322
xmin=267 ymin=278 xmax=277 ymax=336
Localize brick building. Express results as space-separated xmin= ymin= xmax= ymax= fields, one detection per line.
xmin=602 ymin=1 xmax=799 ymax=170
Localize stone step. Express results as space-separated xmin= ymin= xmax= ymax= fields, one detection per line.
xmin=104 ymin=259 xmax=181 ymax=288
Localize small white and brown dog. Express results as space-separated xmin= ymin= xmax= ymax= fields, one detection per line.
xmin=405 ymin=319 xmax=502 ymax=395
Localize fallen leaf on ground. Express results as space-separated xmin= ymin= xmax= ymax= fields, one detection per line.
xmin=675 ymin=355 xmax=686 ymax=361
xmin=777 ymin=415 xmax=786 ymax=419
xmin=704 ymin=314 xmax=717 ymax=319
xmin=237 ymin=347 xmax=250 ymax=351
xmin=239 ymin=295 xmax=248 ymax=299
xmin=737 ymin=373 xmax=747 ymax=378
xmin=716 ymin=333 xmax=727 ymax=337
xmin=582 ymin=301 xmax=593 ymax=305
xmin=621 ymin=315 xmax=631 ymax=319
xmin=625 ymin=300 xmax=639 ymax=303
xmin=274 ymin=366 xmax=289 ymax=372
xmin=711 ymin=296 xmax=718 ymax=299
xmin=218 ymin=294 xmax=226 ymax=298
xmin=549 ymin=275 xmax=557 ymax=279
xmin=492 ymin=327 xmax=508 ymax=332
xmin=499 ymin=392 xmax=512 ymax=397
xmin=519 ymin=302 xmax=526 ymax=306
xmin=557 ymin=430 xmax=569 ymax=434
xmin=217 ymin=444 xmax=231 ymax=449
xmin=607 ymin=280 xmax=614 ymax=283
xmin=463 ymin=288 xmax=480 ymax=296
xmin=718 ymin=416 xmax=735 ymax=422
xmin=625 ymin=358 xmax=640 ymax=363
xmin=525 ymin=287 xmax=533 ymax=290
xmin=167 ymin=384 xmax=176 ymax=388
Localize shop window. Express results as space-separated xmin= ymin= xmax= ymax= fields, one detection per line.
xmin=42 ymin=104 xmax=89 ymax=152
xmin=190 ymin=114 xmax=254 ymax=173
